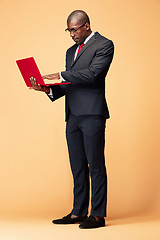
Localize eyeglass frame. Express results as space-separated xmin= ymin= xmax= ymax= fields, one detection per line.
xmin=65 ymin=22 xmax=88 ymax=33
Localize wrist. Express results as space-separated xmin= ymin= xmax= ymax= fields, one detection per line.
xmin=43 ymin=86 xmax=50 ymax=93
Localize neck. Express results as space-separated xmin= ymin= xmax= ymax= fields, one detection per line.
xmin=86 ymin=30 xmax=92 ymax=38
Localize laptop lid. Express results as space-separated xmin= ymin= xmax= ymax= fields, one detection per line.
xmin=16 ymin=57 xmax=70 ymax=87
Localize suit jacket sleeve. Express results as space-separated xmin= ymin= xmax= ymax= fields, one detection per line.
xmin=61 ymin=40 xmax=114 ymax=85
xmin=45 ymin=85 xmax=66 ymax=102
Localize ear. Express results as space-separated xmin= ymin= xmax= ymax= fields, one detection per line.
xmin=85 ymin=23 xmax=90 ymax=31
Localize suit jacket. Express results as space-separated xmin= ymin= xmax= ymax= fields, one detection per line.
xmin=47 ymin=32 xmax=114 ymax=121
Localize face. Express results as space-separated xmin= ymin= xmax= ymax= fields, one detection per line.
xmin=67 ymin=19 xmax=90 ymax=45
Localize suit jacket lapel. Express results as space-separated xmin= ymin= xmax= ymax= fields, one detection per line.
xmin=69 ymin=45 xmax=77 ymax=68
xmin=70 ymin=32 xmax=98 ymax=68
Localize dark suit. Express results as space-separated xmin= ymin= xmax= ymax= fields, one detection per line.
xmin=47 ymin=32 xmax=114 ymax=217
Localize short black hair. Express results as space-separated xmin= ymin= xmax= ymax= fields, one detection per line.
xmin=67 ymin=10 xmax=90 ymax=25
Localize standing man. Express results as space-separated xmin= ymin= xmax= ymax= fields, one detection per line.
xmin=30 ymin=10 xmax=114 ymax=229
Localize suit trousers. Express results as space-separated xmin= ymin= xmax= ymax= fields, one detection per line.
xmin=66 ymin=113 xmax=107 ymax=217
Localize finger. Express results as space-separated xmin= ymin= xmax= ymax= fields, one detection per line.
xmin=44 ymin=76 xmax=50 ymax=80
xmin=42 ymin=75 xmax=48 ymax=79
xmin=30 ymin=81 xmax=34 ymax=87
xmin=32 ymin=78 xmax=37 ymax=87
xmin=42 ymin=75 xmax=53 ymax=80
xmin=30 ymin=77 xmax=34 ymax=84
xmin=30 ymin=79 xmax=35 ymax=87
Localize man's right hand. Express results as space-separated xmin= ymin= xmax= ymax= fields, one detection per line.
xmin=29 ymin=77 xmax=50 ymax=93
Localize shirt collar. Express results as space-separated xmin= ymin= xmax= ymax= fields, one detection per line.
xmin=83 ymin=31 xmax=95 ymax=45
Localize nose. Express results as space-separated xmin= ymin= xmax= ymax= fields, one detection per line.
xmin=70 ymin=30 xmax=75 ymax=38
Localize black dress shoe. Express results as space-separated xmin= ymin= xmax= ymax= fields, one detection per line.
xmin=52 ymin=213 xmax=87 ymax=224
xmin=79 ymin=216 xmax=105 ymax=229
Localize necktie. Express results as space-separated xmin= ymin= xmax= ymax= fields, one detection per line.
xmin=76 ymin=43 xmax=84 ymax=57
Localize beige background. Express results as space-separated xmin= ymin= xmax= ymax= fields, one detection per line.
xmin=0 ymin=0 xmax=160 ymax=221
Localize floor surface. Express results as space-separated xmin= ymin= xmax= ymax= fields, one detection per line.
xmin=0 ymin=214 xmax=160 ymax=240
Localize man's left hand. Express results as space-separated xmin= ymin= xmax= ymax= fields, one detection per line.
xmin=42 ymin=73 xmax=60 ymax=80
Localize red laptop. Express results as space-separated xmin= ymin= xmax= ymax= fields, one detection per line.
xmin=16 ymin=57 xmax=71 ymax=87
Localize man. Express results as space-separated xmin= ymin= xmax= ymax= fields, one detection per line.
xmin=30 ymin=10 xmax=114 ymax=229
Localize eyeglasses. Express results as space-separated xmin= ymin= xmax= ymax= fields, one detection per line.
xmin=65 ymin=22 xmax=87 ymax=33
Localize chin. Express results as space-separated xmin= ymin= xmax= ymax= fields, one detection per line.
xmin=75 ymin=40 xmax=80 ymax=45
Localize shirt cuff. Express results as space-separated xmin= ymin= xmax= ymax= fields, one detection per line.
xmin=59 ymin=72 xmax=67 ymax=82
xmin=47 ymin=88 xmax=54 ymax=98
